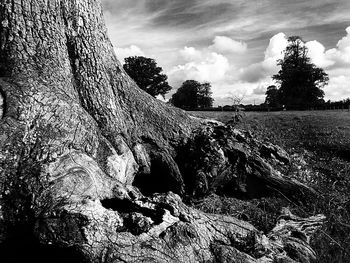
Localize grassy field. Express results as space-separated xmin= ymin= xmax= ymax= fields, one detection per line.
xmin=189 ymin=110 xmax=350 ymax=263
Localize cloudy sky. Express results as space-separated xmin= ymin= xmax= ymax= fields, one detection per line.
xmin=102 ymin=0 xmax=350 ymax=105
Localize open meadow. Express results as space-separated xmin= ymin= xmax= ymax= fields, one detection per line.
xmin=189 ymin=110 xmax=350 ymax=263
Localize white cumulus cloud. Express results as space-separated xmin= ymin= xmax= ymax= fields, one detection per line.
xmin=114 ymin=45 xmax=145 ymax=63
xmin=179 ymin=46 xmax=204 ymax=62
xmin=324 ymin=73 xmax=350 ymax=101
xmin=168 ymin=34 xmax=288 ymax=105
xmin=324 ymin=26 xmax=350 ymax=67
xmin=305 ymin=26 xmax=350 ymax=100
xmin=169 ymin=48 xmax=231 ymax=84
xmin=264 ymin=33 xmax=288 ymax=59
xmin=239 ymin=32 xmax=287 ymax=83
xmin=209 ymin=36 xmax=247 ymax=54
xmin=305 ymin=40 xmax=334 ymax=68
xmin=305 ymin=27 xmax=350 ymax=70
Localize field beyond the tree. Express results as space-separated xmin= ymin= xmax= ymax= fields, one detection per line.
xmin=189 ymin=110 xmax=350 ymax=263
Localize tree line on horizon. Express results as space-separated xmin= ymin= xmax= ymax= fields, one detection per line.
xmin=122 ymin=36 xmax=344 ymax=111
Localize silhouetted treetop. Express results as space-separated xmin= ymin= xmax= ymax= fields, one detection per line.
xmin=170 ymin=80 xmax=214 ymax=110
xmin=273 ymin=36 xmax=328 ymax=109
xmin=123 ymin=56 xmax=172 ymax=98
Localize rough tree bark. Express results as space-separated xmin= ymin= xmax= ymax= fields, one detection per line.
xmin=0 ymin=1 xmax=323 ymax=262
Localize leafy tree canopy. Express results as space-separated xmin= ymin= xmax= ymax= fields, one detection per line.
xmin=170 ymin=80 xmax=214 ymax=110
xmin=272 ymin=36 xmax=329 ymax=109
xmin=123 ymin=56 xmax=172 ymax=98
xmin=265 ymin=85 xmax=281 ymax=108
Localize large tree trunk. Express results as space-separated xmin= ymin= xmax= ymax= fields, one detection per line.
xmin=0 ymin=1 xmax=323 ymax=262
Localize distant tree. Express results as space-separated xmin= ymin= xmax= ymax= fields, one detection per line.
xmin=197 ymin=82 xmax=214 ymax=108
xmin=226 ymin=93 xmax=245 ymax=111
xmin=273 ymin=36 xmax=329 ymax=110
xmin=264 ymin=85 xmax=281 ymax=108
xmin=170 ymin=80 xmax=214 ymax=109
xmin=170 ymin=80 xmax=198 ymax=109
xmin=123 ymin=56 xmax=172 ymax=98
xmin=225 ymin=93 xmax=246 ymax=125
